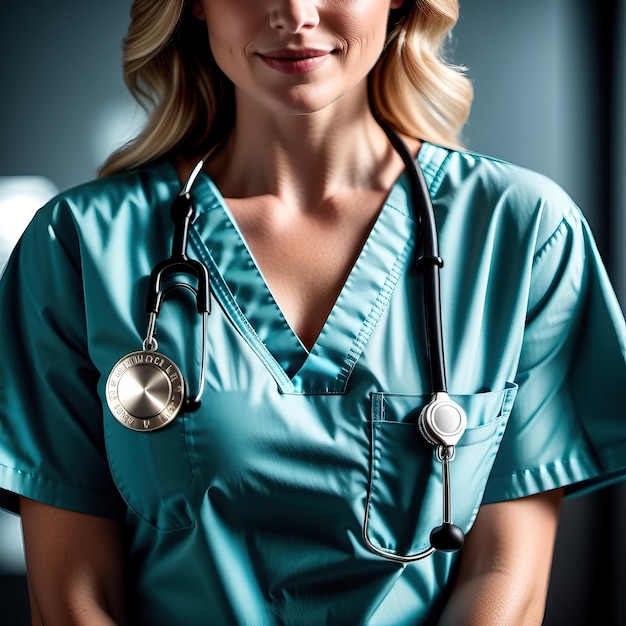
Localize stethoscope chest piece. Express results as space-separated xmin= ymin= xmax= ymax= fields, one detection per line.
xmin=419 ymin=392 xmax=467 ymax=449
xmin=106 ymin=349 xmax=185 ymax=432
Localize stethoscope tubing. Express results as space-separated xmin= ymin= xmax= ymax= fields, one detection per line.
xmin=107 ymin=121 xmax=467 ymax=558
xmin=378 ymin=124 xmax=447 ymax=394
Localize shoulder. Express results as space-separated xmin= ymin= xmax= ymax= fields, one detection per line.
xmin=8 ymin=161 xmax=181 ymax=270
xmin=427 ymin=144 xmax=583 ymax=254
xmin=39 ymin=160 xmax=179 ymax=224
xmin=443 ymin=148 xmax=573 ymax=207
xmin=18 ymin=161 xmax=181 ymax=259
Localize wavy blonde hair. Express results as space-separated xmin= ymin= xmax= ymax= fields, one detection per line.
xmin=99 ymin=0 xmax=473 ymax=177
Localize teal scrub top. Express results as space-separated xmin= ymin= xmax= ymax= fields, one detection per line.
xmin=1 ymin=143 xmax=626 ymax=625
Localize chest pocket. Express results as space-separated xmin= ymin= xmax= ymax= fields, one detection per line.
xmin=364 ymin=384 xmax=517 ymax=560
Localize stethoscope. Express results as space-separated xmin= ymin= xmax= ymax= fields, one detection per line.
xmin=106 ymin=155 xmax=212 ymax=432
xmin=105 ymin=124 xmax=467 ymax=559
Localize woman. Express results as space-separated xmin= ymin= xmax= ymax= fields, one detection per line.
xmin=1 ymin=0 xmax=625 ymax=624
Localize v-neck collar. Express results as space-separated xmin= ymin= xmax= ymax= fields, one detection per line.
xmin=180 ymin=142 xmax=450 ymax=394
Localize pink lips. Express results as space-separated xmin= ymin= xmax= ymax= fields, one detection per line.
xmin=258 ymin=48 xmax=332 ymax=74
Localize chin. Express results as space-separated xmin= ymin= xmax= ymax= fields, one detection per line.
xmin=263 ymin=85 xmax=355 ymax=118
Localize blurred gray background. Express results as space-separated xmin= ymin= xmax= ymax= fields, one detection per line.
xmin=0 ymin=1 xmax=625 ymax=624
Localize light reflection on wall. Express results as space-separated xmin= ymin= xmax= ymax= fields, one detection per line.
xmin=90 ymin=98 xmax=147 ymax=171
xmin=0 ymin=177 xmax=58 ymax=273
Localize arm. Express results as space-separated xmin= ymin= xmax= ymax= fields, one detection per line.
xmin=20 ymin=497 xmax=127 ymax=626
xmin=438 ymin=488 xmax=564 ymax=626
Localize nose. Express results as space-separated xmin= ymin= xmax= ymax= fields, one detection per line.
xmin=270 ymin=0 xmax=320 ymax=33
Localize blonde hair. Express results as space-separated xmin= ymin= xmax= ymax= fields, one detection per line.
xmin=99 ymin=0 xmax=473 ymax=178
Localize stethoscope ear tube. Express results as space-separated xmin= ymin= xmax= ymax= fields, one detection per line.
xmin=146 ymin=194 xmax=210 ymax=318
xmin=107 ymin=155 xmax=215 ymax=430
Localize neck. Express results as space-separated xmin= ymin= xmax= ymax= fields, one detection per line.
xmin=205 ymin=90 xmax=407 ymax=210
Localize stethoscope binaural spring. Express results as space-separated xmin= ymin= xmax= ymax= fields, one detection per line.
xmin=105 ymin=124 xmax=467 ymax=559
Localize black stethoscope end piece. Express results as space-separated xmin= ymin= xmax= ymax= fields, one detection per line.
xmin=430 ymin=523 xmax=465 ymax=552
xmin=184 ymin=398 xmax=202 ymax=413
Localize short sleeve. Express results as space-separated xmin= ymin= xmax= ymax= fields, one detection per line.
xmin=0 ymin=199 xmax=122 ymax=517
xmin=484 ymin=206 xmax=626 ymax=503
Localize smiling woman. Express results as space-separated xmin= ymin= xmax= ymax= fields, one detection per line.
xmin=187 ymin=0 xmax=399 ymax=115
xmin=99 ymin=0 xmax=471 ymax=177
xmin=1 ymin=1 xmax=626 ymax=625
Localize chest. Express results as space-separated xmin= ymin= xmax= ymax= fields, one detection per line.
xmin=225 ymin=191 xmax=388 ymax=349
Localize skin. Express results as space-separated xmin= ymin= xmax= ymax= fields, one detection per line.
xmin=20 ymin=1 xmax=565 ymax=623
xmin=439 ymin=489 xmax=564 ymax=625
xmin=188 ymin=0 xmax=407 ymax=348
xmin=20 ymin=498 xmax=127 ymax=626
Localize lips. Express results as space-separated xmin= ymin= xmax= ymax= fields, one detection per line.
xmin=262 ymin=48 xmax=331 ymax=60
xmin=258 ymin=48 xmax=333 ymax=74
